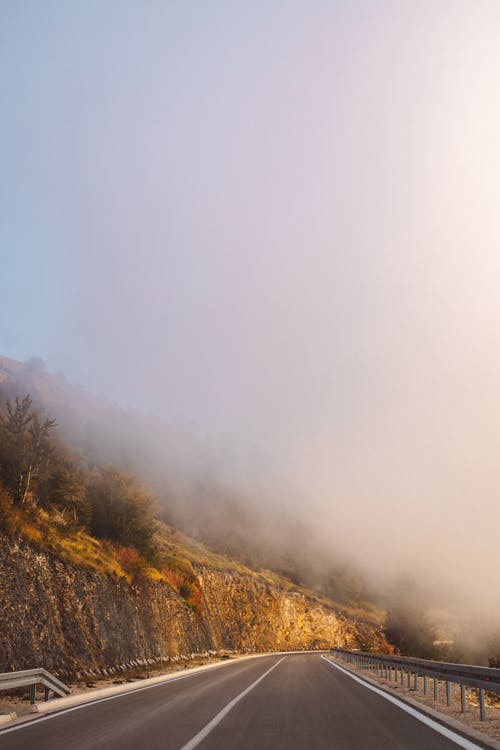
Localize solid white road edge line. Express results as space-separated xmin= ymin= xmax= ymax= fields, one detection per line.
xmin=0 ymin=655 xmax=272 ymax=737
xmin=178 ymin=656 xmax=287 ymax=750
xmin=0 ymin=671 xmax=217 ymax=737
xmin=321 ymin=655 xmax=488 ymax=750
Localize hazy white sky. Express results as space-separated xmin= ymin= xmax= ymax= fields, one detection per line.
xmin=2 ymin=1 xmax=500 ymax=605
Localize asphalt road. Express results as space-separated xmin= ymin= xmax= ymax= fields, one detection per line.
xmin=0 ymin=654 xmax=491 ymax=750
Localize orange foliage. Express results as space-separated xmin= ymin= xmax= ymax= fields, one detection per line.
xmin=186 ymin=585 xmax=203 ymax=617
xmin=0 ymin=487 xmax=203 ymax=612
xmin=111 ymin=544 xmax=150 ymax=579
xmin=161 ymin=563 xmax=203 ymax=618
xmin=161 ymin=566 xmax=184 ymax=590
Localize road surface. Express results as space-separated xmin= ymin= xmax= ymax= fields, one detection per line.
xmin=0 ymin=653 xmax=492 ymax=750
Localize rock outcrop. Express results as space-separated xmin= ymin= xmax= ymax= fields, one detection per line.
xmin=0 ymin=537 xmax=386 ymax=679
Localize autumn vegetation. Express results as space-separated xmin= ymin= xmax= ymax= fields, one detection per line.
xmin=5 ymin=361 xmax=491 ymax=663
xmin=0 ymin=395 xmax=202 ymax=615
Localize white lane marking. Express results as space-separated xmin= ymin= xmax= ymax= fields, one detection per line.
xmin=321 ymin=655 xmax=488 ymax=750
xmin=178 ymin=656 xmax=287 ymax=750
xmin=0 ymin=658 xmax=255 ymax=737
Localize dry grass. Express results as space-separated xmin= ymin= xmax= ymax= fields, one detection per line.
xmin=1 ymin=489 xmax=382 ymax=628
xmin=0 ymin=493 xmax=160 ymax=583
xmin=154 ymin=522 xmax=383 ymax=625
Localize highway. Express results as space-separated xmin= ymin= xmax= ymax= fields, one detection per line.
xmin=0 ymin=654 xmax=492 ymax=750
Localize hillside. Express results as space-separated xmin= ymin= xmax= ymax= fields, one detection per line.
xmin=0 ymin=355 xmax=388 ymax=678
xmin=0 ymin=354 xmax=373 ymax=607
xmin=0 ymin=530 xmax=387 ymax=679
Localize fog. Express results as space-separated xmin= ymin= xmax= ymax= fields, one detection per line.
xmin=2 ymin=2 xmax=500 ymax=627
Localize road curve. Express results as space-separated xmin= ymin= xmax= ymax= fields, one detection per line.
xmin=0 ymin=653 xmax=492 ymax=750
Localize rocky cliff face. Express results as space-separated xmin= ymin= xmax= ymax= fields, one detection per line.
xmin=198 ymin=567 xmax=384 ymax=654
xmin=0 ymin=538 xmax=386 ymax=679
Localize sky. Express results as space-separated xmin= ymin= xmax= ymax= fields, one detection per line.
xmin=2 ymin=1 xmax=500 ymax=611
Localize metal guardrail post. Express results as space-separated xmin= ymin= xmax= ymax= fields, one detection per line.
xmin=0 ymin=668 xmax=70 ymax=705
xmin=479 ymin=689 xmax=486 ymax=721
xmin=330 ymin=648 xmax=499 ymax=722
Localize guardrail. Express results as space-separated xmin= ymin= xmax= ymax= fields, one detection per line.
xmin=331 ymin=648 xmax=500 ymax=721
xmin=0 ymin=668 xmax=71 ymax=705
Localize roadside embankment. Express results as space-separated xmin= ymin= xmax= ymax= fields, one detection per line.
xmin=0 ymin=536 xmax=386 ymax=681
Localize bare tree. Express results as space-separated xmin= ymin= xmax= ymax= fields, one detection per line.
xmin=0 ymin=395 xmax=56 ymax=505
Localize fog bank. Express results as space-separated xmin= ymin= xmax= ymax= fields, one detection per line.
xmin=2 ymin=2 xmax=500 ymax=622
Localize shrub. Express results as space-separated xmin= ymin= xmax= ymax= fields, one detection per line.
xmin=161 ymin=561 xmax=203 ymax=617
xmin=112 ymin=544 xmax=150 ymax=580
xmin=88 ymin=467 xmax=158 ymax=563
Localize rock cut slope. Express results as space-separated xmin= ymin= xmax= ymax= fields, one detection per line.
xmin=0 ymin=355 xmax=388 ymax=677
xmin=0 ymin=530 xmax=386 ymax=679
